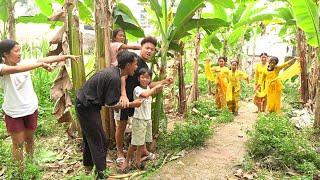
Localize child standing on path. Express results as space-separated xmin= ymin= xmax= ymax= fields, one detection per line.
xmin=253 ymin=53 xmax=268 ymax=112
xmin=120 ymin=68 xmax=164 ymax=172
xmin=226 ymin=60 xmax=249 ymax=115
xmin=0 ymin=39 xmax=77 ymax=166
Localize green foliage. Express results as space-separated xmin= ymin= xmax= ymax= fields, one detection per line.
xmin=0 ymin=0 xmax=8 ymax=22
xmin=32 ymin=67 xmax=59 ymax=137
xmin=282 ymin=80 xmax=302 ymax=109
xmin=288 ymin=0 xmax=320 ymax=47
xmin=208 ymin=0 xmax=235 ymax=9
xmin=240 ymin=80 xmax=254 ymax=100
xmin=159 ymin=99 xmax=235 ymax=152
xmin=159 ymin=116 xmax=213 ymax=152
xmin=113 ymin=3 xmax=145 ymax=37
xmin=247 ymin=114 xmax=320 ymax=176
xmin=35 ymin=0 xmax=53 ymax=17
xmin=0 ymin=140 xmax=10 ymax=165
xmin=191 ymin=99 xmax=220 ymax=118
xmin=216 ymin=108 xmax=234 ymax=123
xmin=184 ymin=61 xmax=208 ymax=94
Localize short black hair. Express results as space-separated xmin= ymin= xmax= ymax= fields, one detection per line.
xmin=112 ymin=28 xmax=126 ymax=42
xmin=269 ymin=56 xmax=279 ymax=64
xmin=117 ymin=51 xmax=138 ymax=69
xmin=0 ymin=39 xmax=18 ymax=63
xmin=141 ymin=36 xmax=157 ymax=47
xmin=138 ymin=68 xmax=152 ymax=78
xmin=218 ymin=56 xmax=227 ymax=62
xmin=260 ymin=52 xmax=268 ymax=57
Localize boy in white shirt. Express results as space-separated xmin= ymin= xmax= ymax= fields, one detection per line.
xmin=120 ymin=68 xmax=163 ymax=172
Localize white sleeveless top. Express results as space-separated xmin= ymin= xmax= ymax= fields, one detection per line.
xmin=0 ymin=63 xmax=38 ymax=118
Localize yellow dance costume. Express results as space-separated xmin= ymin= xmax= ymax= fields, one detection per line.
xmin=205 ymin=60 xmax=229 ymax=108
xmin=259 ymin=60 xmax=301 ymax=113
xmin=254 ymin=63 xmax=268 ymax=98
xmin=226 ymin=70 xmax=248 ymax=114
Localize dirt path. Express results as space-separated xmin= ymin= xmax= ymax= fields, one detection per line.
xmin=151 ymin=102 xmax=257 ymax=180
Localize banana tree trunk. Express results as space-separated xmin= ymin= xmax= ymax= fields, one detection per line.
xmin=297 ymin=28 xmax=309 ymax=103
xmin=66 ymin=0 xmax=86 ymax=135
xmin=66 ymin=0 xmax=86 ymax=89
xmin=7 ymin=0 xmax=15 ymax=40
xmin=94 ymin=0 xmax=114 ymax=144
xmin=188 ymin=27 xmax=201 ymax=103
xmin=177 ymin=47 xmax=187 ymax=115
xmin=152 ymin=41 xmax=169 ymax=136
xmin=314 ymin=74 xmax=320 ymax=128
xmin=222 ymin=39 xmax=228 ymax=57
xmin=314 ymin=49 xmax=320 ymax=128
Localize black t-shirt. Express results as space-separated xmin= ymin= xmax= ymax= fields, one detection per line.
xmin=126 ymin=56 xmax=149 ymax=101
xmin=76 ymin=67 xmax=121 ymax=109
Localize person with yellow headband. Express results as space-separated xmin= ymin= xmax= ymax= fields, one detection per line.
xmin=258 ymin=56 xmax=299 ymax=113
xmin=254 ymin=53 xmax=268 ymax=112
xmin=226 ymin=60 xmax=249 ymax=115
xmin=205 ymin=57 xmax=229 ymax=108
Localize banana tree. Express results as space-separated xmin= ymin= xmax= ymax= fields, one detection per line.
xmin=288 ymin=0 xmax=320 ymax=128
xmin=0 ymin=0 xmax=16 ymax=39
xmin=139 ymin=0 xmax=229 ymax=135
xmin=276 ymin=0 xmax=320 ymax=127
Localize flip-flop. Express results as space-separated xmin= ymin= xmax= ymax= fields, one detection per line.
xmin=116 ymin=157 xmax=125 ymax=165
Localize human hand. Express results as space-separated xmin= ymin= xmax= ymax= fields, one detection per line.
xmin=132 ymin=98 xmax=145 ymax=107
xmin=66 ymin=55 xmax=80 ymax=62
xmin=119 ymin=95 xmax=130 ymax=108
xmin=42 ymin=63 xmax=54 ymax=72
xmin=163 ymin=76 xmax=173 ymax=85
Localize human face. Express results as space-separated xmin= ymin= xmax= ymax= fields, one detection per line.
xmin=138 ymin=73 xmax=151 ymax=88
xmin=4 ymin=44 xmax=21 ymax=65
xmin=127 ymin=58 xmax=138 ymax=76
xmin=218 ymin=58 xmax=225 ymax=67
xmin=268 ymin=59 xmax=277 ymax=71
xmin=115 ymin=31 xmax=125 ymax=43
xmin=260 ymin=55 xmax=268 ymax=64
xmin=140 ymin=42 xmax=156 ymax=61
xmin=231 ymin=61 xmax=238 ymax=71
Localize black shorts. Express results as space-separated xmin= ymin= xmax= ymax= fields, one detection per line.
xmin=119 ymin=108 xmax=134 ymax=121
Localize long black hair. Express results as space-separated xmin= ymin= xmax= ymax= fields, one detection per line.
xmin=0 ymin=39 xmax=18 ymax=63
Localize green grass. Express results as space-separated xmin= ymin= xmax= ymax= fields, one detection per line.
xmin=247 ymin=114 xmax=320 ymax=177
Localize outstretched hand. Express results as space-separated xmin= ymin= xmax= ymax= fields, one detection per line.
xmin=42 ymin=63 xmax=54 ymax=72
xmin=66 ymin=55 xmax=80 ymax=62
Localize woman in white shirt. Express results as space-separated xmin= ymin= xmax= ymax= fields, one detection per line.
xmin=0 ymin=39 xmax=77 ymax=165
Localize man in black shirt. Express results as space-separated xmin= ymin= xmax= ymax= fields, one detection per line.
xmin=75 ymin=51 xmax=142 ymax=179
xmin=115 ymin=36 xmax=173 ymax=164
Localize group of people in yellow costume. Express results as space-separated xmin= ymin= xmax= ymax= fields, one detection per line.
xmin=205 ymin=57 xmax=249 ymax=115
xmin=205 ymin=53 xmax=301 ymax=115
